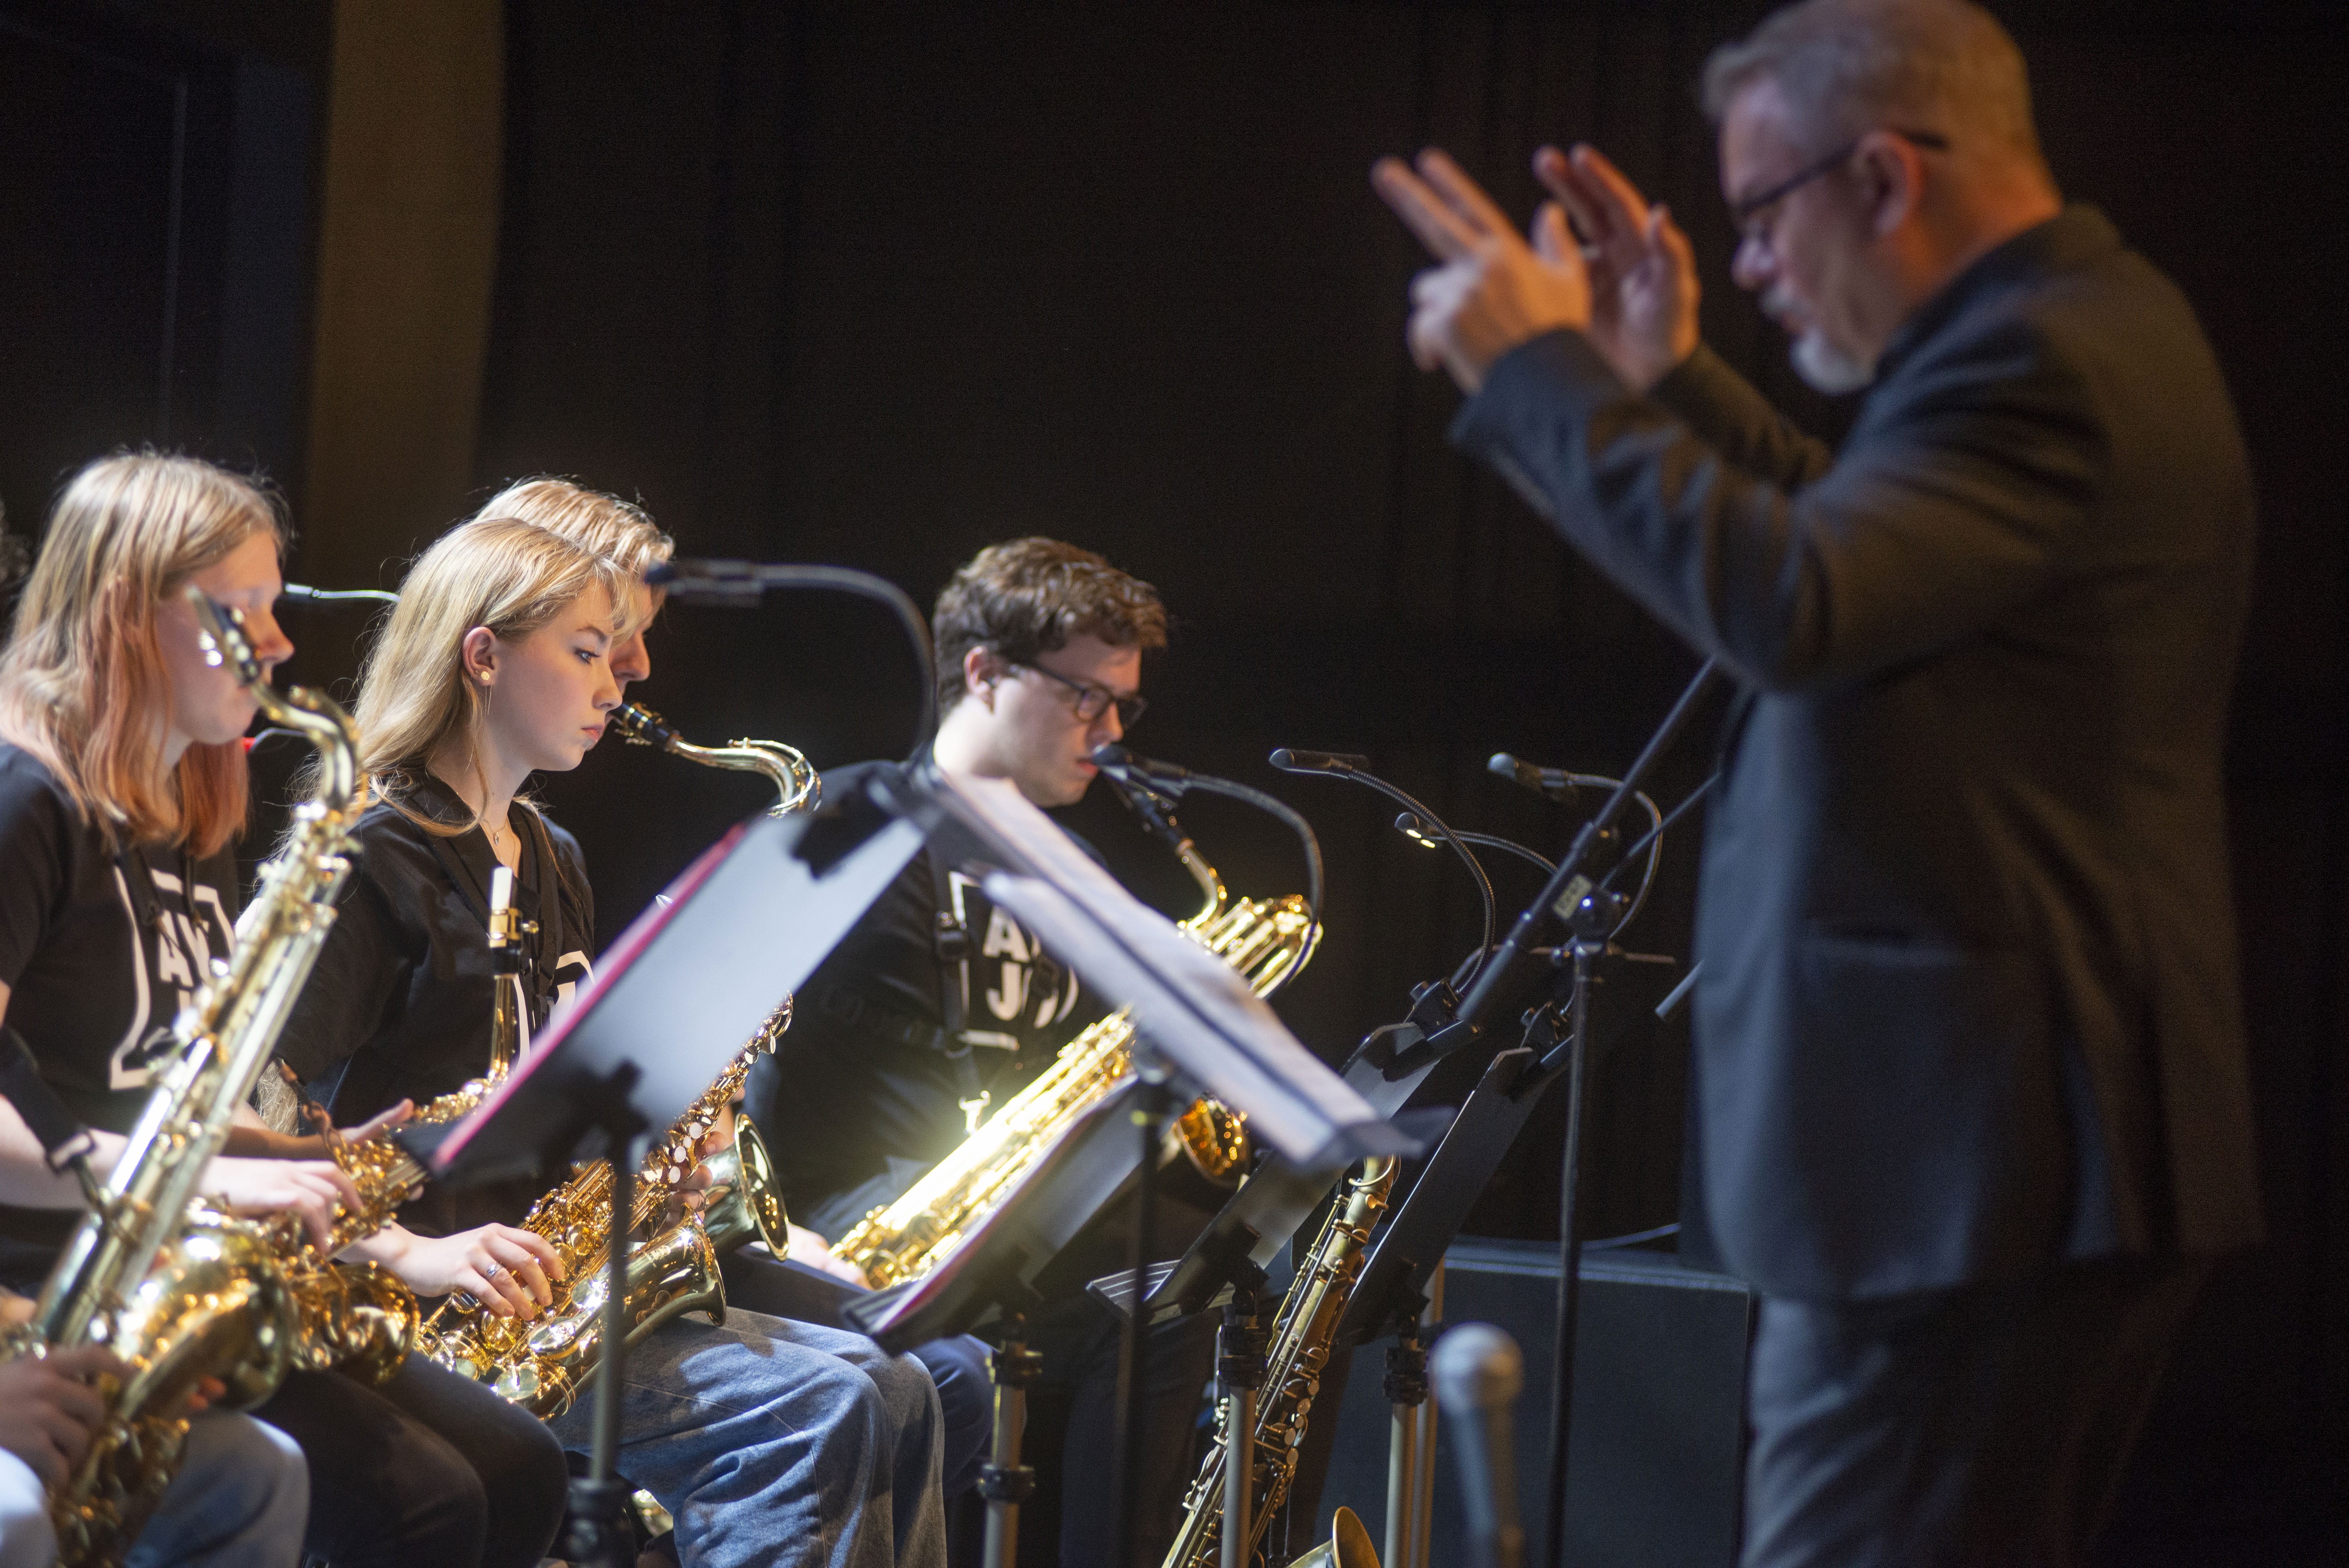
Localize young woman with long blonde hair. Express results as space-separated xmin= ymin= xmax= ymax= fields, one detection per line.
xmin=273 ymin=512 xmax=950 ymax=1568
xmin=0 ymin=454 xmax=565 ymax=1568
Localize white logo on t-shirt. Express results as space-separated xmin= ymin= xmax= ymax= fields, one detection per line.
xmin=107 ymin=866 xmax=234 ymax=1090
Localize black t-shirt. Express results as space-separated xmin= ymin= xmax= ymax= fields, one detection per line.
xmin=274 ymin=773 xmax=594 ymax=1235
xmin=0 ymin=742 xmax=240 ymax=1276
xmin=746 ymin=759 xmax=1112 ymax=1238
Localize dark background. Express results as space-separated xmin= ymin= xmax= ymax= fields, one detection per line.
xmin=2 ymin=2 xmax=2342 ymax=1559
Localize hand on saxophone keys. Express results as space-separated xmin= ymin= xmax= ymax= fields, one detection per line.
xmin=198 ymin=1156 xmax=365 ymax=1252
xmin=352 ymin=1222 xmax=566 ymax=1320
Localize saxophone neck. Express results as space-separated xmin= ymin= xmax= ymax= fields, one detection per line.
xmin=1173 ymin=838 xmax=1227 ymax=928
xmin=611 ymin=702 xmax=819 ymax=813
xmin=1105 ymin=770 xmax=1226 ymax=925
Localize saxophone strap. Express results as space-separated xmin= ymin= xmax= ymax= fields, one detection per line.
xmin=424 ymin=803 xmax=567 ymax=1030
xmin=0 ymin=1025 xmax=95 ymax=1172
xmin=924 ymin=846 xmax=986 ymax=1110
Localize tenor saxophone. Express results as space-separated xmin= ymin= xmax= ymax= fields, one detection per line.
xmin=416 ymin=708 xmax=808 ymax=1415
xmin=832 ymin=804 xmax=1319 ymax=1291
xmin=266 ymin=861 xmax=535 ymax=1382
xmin=0 ymin=591 xmax=368 ymax=1567
xmin=414 ymin=1010 xmax=791 ymax=1416
xmin=1161 ymin=1158 xmax=1399 ymax=1568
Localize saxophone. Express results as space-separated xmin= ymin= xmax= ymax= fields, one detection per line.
xmin=831 ymin=807 xmax=1319 ymax=1290
xmin=611 ymin=700 xmax=819 ymax=814
xmin=1161 ymin=1157 xmax=1399 ymax=1568
xmin=414 ymin=1009 xmax=790 ymax=1416
xmin=416 ymin=708 xmax=806 ymax=1415
xmin=266 ymin=861 xmax=535 ymax=1382
xmin=0 ymin=590 xmax=367 ymax=1567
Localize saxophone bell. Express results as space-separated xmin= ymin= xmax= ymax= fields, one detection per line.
xmin=1283 ymin=1506 xmax=1381 ymax=1568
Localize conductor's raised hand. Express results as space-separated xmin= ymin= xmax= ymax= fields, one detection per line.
xmin=1372 ymin=148 xmax=1590 ymax=394
xmin=1533 ymin=144 xmax=1699 ymax=391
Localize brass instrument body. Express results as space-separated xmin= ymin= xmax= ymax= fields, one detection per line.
xmin=832 ymin=891 xmax=1318 ymax=1290
xmin=1162 ymin=1157 xmax=1398 ymax=1568
xmin=421 ymin=712 xmax=810 ymax=1415
xmin=6 ymin=593 xmax=369 ymax=1566
xmin=417 ymin=1001 xmax=793 ymax=1417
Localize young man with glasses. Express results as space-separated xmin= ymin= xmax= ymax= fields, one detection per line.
xmin=1373 ymin=0 xmax=2259 ymax=1564
xmin=742 ymin=537 xmax=1216 ymax=1566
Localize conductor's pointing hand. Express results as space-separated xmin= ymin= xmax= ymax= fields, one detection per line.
xmin=1372 ymin=148 xmax=1590 ymax=394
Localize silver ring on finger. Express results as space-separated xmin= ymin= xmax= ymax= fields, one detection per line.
xmin=481 ymin=1262 xmax=503 ymax=1282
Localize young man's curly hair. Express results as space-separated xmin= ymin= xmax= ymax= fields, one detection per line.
xmin=932 ymin=538 xmax=1167 ymax=715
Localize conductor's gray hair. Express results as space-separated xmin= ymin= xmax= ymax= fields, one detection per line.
xmin=1702 ymin=0 xmax=2048 ymax=175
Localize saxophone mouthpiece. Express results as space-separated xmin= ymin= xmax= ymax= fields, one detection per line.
xmin=613 ymin=702 xmax=680 ymax=750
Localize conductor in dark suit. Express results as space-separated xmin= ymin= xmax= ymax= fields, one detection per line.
xmin=1373 ymin=0 xmax=2261 ymax=1562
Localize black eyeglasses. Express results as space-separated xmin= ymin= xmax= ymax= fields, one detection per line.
xmin=1729 ymin=128 xmax=1950 ymax=242
xmin=1011 ymin=662 xmax=1148 ymax=727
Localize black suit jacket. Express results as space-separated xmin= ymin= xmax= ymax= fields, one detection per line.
xmin=1451 ymin=207 xmax=2262 ymax=1298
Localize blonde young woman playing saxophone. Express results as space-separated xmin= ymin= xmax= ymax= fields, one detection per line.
xmin=477 ymin=477 xmax=997 ymax=1508
xmin=267 ymin=512 xmax=949 ymax=1568
xmin=0 ymin=454 xmax=568 ymax=1568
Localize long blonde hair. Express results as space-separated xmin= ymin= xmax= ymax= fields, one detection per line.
xmin=0 ymin=454 xmax=284 ymax=856
xmin=356 ymin=516 xmax=629 ymax=834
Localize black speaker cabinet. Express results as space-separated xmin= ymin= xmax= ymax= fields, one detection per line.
xmin=1308 ymin=1240 xmax=1754 ymax=1567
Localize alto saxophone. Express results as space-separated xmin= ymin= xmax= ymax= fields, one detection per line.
xmin=1 ymin=591 xmax=370 ymax=1567
xmin=832 ymin=800 xmax=1319 ymax=1290
xmin=1162 ymin=1158 xmax=1399 ymax=1568
xmin=417 ymin=708 xmax=807 ymax=1415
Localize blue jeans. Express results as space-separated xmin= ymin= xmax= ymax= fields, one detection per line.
xmin=549 ymin=1307 xmax=945 ymax=1568
xmin=720 ymin=1248 xmax=996 ymax=1497
xmin=124 ymin=1411 xmax=309 ymax=1568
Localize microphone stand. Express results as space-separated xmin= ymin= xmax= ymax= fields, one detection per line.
xmin=1453 ymin=661 xmax=1718 ymax=1568
xmin=644 ymin=559 xmax=939 ymax=749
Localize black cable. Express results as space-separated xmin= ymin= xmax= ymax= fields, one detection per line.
xmin=1270 ymin=750 xmax=1498 ymax=988
xmin=1179 ymin=774 xmax=1326 ymax=930
xmin=646 ymin=560 xmax=939 ymax=753
xmin=1596 ymin=773 xmax=1718 ymax=896
xmin=1396 ymin=815 xmax=1557 ymax=877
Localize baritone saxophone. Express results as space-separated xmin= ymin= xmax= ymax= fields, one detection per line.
xmin=832 ymin=777 xmax=1320 ymax=1291
xmin=1161 ymin=1157 xmax=1399 ymax=1568
xmin=0 ymin=591 xmax=376 ymax=1567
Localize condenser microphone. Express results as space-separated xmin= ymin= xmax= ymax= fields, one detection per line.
xmin=1434 ymin=1321 xmax=1526 ymax=1568
xmin=1267 ymin=748 xmax=1370 ymax=774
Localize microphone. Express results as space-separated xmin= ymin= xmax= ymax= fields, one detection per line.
xmin=280 ymin=583 xmax=399 ymax=606
xmin=1434 ymin=1322 xmax=1526 ymax=1568
xmin=641 ymin=558 xmax=764 ymax=606
xmin=1267 ymin=748 xmax=1369 ymax=774
xmin=1488 ymin=752 xmax=1587 ymax=806
xmin=1091 ymin=743 xmax=1193 ymax=790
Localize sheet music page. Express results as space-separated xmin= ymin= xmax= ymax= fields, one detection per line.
xmin=932 ymin=769 xmax=1401 ymax=1166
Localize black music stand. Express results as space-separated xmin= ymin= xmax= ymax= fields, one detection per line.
xmin=407 ymin=791 xmax=927 ymax=1568
xmin=874 ymin=764 xmax=1415 ymax=1568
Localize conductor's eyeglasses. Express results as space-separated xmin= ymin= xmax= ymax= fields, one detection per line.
xmin=1729 ymin=129 xmax=1950 ymax=247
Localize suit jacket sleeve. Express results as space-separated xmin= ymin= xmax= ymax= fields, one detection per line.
xmin=1451 ymin=325 xmax=2108 ymax=689
xmin=1648 ymin=344 xmax=1836 ymax=489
